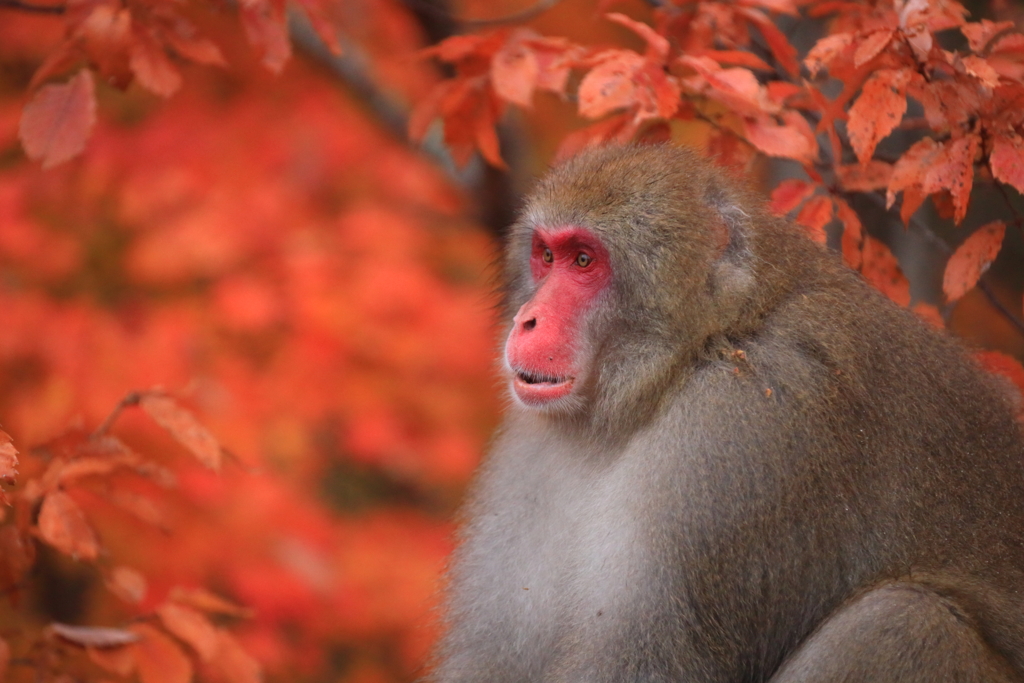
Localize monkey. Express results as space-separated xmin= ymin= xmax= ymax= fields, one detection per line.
xmin=428 ymin=144 xmax=1024 ymax=683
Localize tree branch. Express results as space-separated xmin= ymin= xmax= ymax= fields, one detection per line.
xmin=0 ymin=0 xmax=64 ymax=13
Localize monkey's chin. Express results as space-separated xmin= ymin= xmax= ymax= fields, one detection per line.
xmin=512 ymin=374 xmax=576 ymax=407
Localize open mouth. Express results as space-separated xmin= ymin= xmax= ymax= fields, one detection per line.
xmin=511 ymin=369 xmax=575 ymax=405
xmin=516 ymin=370 xmax=569 ymax=386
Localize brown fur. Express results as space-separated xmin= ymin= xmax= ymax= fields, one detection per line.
xmin=431 ymin=145 xmax=1024 ymax=683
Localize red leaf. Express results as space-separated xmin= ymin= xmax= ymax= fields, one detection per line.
xmin=51 ymin=623 xmax=139 ymax=647
xmin=578 ymin=51 xmax=645 ymax=119
xmin=240 ymin=0 xmax=291 ymax=73
xmin=140 ymin=393 xmax=222 ymax=470
xmin=0 ymin=429 xmax=17 ymax=484
xmin=835 ymin=198 xmax=863 ymax=270
xmin=739 ymin=7 xmax=800 ymax=76
xmin=131 ymin=624 xmax=193 ymax=683
xmin=88 ymin=645 xmax=137 ymax=676
xmin=106 ymin=565 xmax=148 ymax=604
xmin=19 ymin=69 xmax=97 ymax=169
xmin=79 ymin=5 xmax=133 ymax=87
xmin=913 ymin=302 xmax=944 ymax=328
xmin=804 ymin=32 xmax=853 ymax=77
xmin=960 ymin=19 xmax=1015 ymax=53
xmin=688 ymin=49 xmax=772 ymax=71
xmin=861 ymin=236 xmax=910 ymax=307
xmin=922 ymin=135 xmax=979 ymax=225
xmin=170 ymin=587 xmax=253 ymax=618
xmin=853 ymin=29 xmax=893 ymax=67
xmin=887 ymin=137 xmax=942 ymax=211
xmin=769 ymin=179 xmax=814 ymax=215
xmin=159 ymin=602 xmax=219 ymax=661
xmin=743 ymin=115 xmax=813 ymax=162
xmin=837 ymin=160 xmax=892 ymax=192
xmin=847 ymin=68 xmax=909 ymax=164
xmin=943 ymin=220 xmax=1005 ymax=302
xmin=0 ymin=638 xmax=9 ymax=682
xmin=129 ymin=28 xmax=183 ymax=97
xmin=210 ymin=630 xmax=261 ymax=683
xmin=605 ymin=13 xmax=669 ymax=62
xmin=38 ymin=491 xmax=100 ymax=560
xmin=491 ymin=31 xmax=539 ymax=108
xmin=990 ymin=133 xmax=1024 ymax=196
xmin=795 ymin=195 xmax=833 ymax=243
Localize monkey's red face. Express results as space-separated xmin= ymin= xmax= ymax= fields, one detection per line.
xmin=505 ymin=227 xmax=612 ymax=408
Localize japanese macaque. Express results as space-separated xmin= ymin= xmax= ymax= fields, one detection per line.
xmin=430 ymin=145 xmax=1024 ymax=683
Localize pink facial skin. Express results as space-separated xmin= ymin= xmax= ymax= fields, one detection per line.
xmin=505 ymin=226 xmax=612 ymax=408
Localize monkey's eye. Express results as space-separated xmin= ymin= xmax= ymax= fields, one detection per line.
xmin=575 ymin=253 xmax=592 ymax=268
xmin=542 ymin=248 xmax=553 ymax=264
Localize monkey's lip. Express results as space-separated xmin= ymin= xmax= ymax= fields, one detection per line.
xmin=512 ymin=370 xmax=575 ymax=404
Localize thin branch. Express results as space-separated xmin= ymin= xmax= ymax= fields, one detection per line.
xmin=0 ymin=0 xmax=64 ymax=13
xmin=462 ymin=0 xmax=561 ymax=29
xmin=978 ymin=278 xmax=1024 ymax=337
xmin=400 ymin=0 xmax=561 ymax=29
xmin=91 ymin=391 xmax=142 ymax=439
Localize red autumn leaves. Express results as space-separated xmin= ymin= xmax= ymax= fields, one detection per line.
xmin=0 ymin=391 xmax=254 ymax=683
xmin=16 ymin=0 xmax=340 ymax=168
xmin=412 ymin=0 xmax=1024 ymax=317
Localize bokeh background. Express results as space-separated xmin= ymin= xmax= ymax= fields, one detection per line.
xmin=1 ymin=1 xmax=1024 ymax=682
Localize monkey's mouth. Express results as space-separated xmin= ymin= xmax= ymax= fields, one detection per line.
xmin=512 ymin=370 xmax=575 ymax=405
xmin=516 ymin=370 xmax=567 ymax=385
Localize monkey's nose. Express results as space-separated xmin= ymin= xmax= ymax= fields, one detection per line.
xmin=523 ymin=318 xmax=537 ymax=331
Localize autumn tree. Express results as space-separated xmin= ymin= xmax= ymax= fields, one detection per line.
xmin=1 ymin=1 xmax=1024 ymax=683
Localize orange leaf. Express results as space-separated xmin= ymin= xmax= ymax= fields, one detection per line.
xmin=912 ymin=302 xmax=944 ymax=328
xmin=210 ymin=630 xmax=261 ymax=683
xmin=605 ymin=13 xmax=669 ymax=62
xmin=835 ymin=198 xmax=863 ymax=270
xmin=170 ymin=587 xmax=253 ymax=618
xmin=837 ymin=160 xmax=892 ymax=192
xmin=131 ymin=624 xmax=193 ymax=683
xmin=961 ymin=55 xmax=1000 ymax=88
xmin=990 ymin=133 xmax=1024 ymax=196
xmin=239 ymin=1 xmax=291 ymax=72
xmin=922 ymin=135 xmax=978 ymax=225
xmin=887 ymin=137 xmax=942 ymax=210
xmin=847 ymin=68 xmax=909 ymax=164
xmin=743 ymin=115 xmax=813 ymax=162
xmin=88 ymin=644 xmax=137 ymax=676
xmin=106 ymin=565 xmax=148 ymax=604
xmin=491 ymin=31 xmax=539 ymax=108
xmin=688 ymin=49 xmax=772 ymax=71
xmin=795 ymin=195 xmax=833 ymax=243
xmin=769 ymin=179 xmax=814 ymax=215
xmin=140 ymin=393 xmax=222 ymax=470
xmin=861 ymin=236 xmax=910 ymax=307
xmin=804 ymin=32 xmax=853 ymax=77
xmin=0 ymin=638 xmax=8 ymax=682
xmin=853 ymin=29 xmax=893 ymax=67
xmin=19 ymin=69 xmax=96 ymax=169
xmin=960 ymin=19 xmax=1015 ymax=53
xmin=739 ymin=7 xmax=800 ymax=76
xmin=79 ymin=5 xmax=133 ymax=87
xmin=38 ymin=491 xmax=100 ymax=560
xmin=578 ymin=51 xmax=645 ymax=119
xmin=158 ymin=602 xmax=219 ymax=661
xmin=943 ymin=220 xmax=1005 ymax=302
xmin=0 ymin=429 xmax=17 ymax=483
xmin=129 ymin=27 xmax=183 ymax=97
